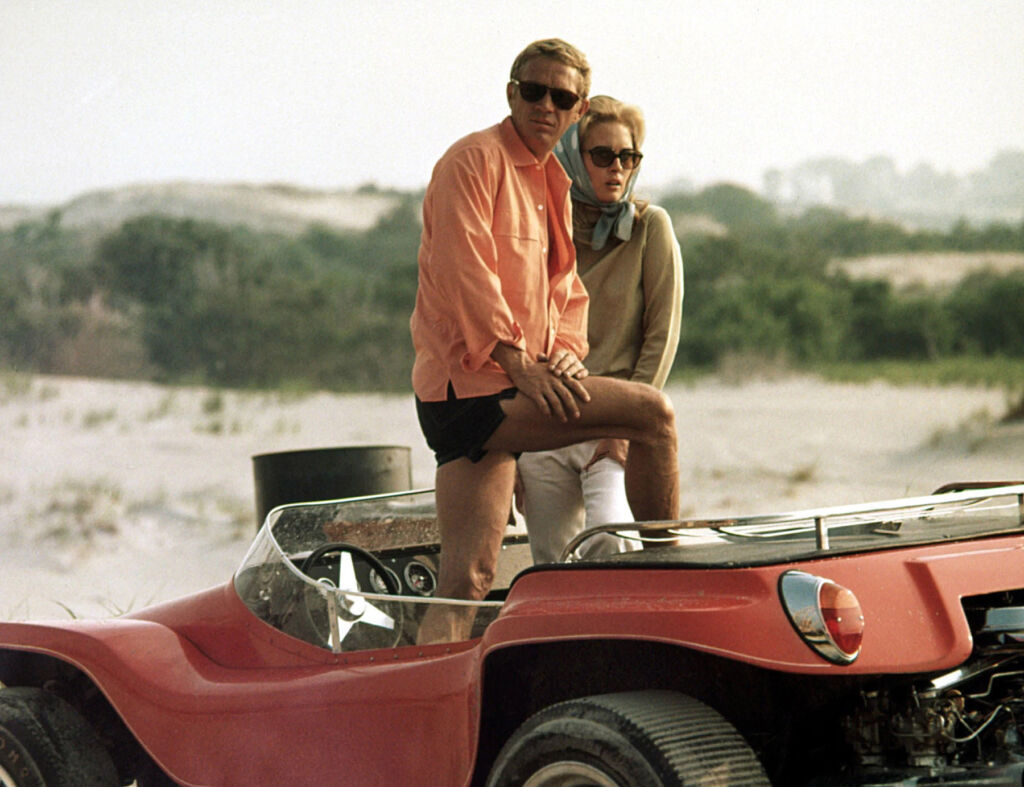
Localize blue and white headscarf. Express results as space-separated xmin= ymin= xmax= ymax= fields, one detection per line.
xmin=554 ymin=122 xmax=639 ymax=251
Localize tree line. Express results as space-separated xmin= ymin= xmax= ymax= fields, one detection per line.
xmin=1 ymin=184 xmax=1023 ymax=391
xmin=664 ymin=185 xmax=1024 ymax=367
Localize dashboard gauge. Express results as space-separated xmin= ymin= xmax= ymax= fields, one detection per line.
xmin=368 ymin=566 xmax=400 ymax=594
xmin=404 ymin=561 xmax=436 ymax=596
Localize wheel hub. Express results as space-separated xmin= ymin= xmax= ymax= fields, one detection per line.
xmin=522 ymin=761 xmax=619 ymax=787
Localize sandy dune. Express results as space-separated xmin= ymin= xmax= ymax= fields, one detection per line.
xmin=831 ymin=251 xmax=1024 ymax=290
xmin=1 ymin=374 xmax=1021 ymax=620
xmin=0 ymin=182 xmax=400 ymax=234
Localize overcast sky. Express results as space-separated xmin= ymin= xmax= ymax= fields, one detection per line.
xmin=2 ymin=0 xmax=1022 ymax=205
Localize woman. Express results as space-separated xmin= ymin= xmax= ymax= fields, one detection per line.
xmin=517 ymin=95 xmax=684 ymax=563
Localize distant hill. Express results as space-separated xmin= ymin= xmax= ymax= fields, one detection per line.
xmin=0 ymin=181 xmax=402 ymax=235
xmin=3 ymin=151 xmax=1020 ymax=239
xmin=764 ymin=149 xmax=1024 ymax=230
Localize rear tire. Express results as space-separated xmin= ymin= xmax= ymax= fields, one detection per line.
xmin=0 ymin=687 xmax=119 ymax=787
xmin=486 ymin=690 xmax=770 ymax=786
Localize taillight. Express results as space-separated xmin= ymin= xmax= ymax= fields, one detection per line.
xmin=780 ymin=570 xmax=863 ymax=664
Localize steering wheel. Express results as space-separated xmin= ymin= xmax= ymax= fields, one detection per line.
xmin=299 ymin=542 xmax=404 ymax=650
xmin=300 ymin=542 xmax=402 ymax=593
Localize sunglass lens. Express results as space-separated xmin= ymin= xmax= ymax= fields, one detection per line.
xmin=517 ymin=81 xmax=577 ymax=110
xmin=590 ymin=148 xmax=615 ymax=167
xmin=549 ymin=88 xmax=578 ymax=110
xmin=519 ymin=81 xmax=546 ymax=102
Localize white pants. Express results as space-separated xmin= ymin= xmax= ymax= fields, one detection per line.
xmin=517 ymin=440 xmax=639 ymax=564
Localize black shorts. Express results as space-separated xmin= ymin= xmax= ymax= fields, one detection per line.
xmin=416 ymin=384 xmax=518 ymax=466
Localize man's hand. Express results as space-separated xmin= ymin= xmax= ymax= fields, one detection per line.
xmin=492 ymin=343 xmax=590 ymax=422
xmin=584 ymin=438 xmax=629 ymax=470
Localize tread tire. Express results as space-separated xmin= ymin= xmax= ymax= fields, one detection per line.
xmin=486 ymin=689 xmax=771 ymax=786
xmin=0 ymin=687 xmax=118 ymax=787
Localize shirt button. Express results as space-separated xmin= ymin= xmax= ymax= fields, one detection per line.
xmin=537 ymin=204 xmax=544 ymax=210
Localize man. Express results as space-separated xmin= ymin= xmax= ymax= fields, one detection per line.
xmin=411 ymin=39 xmax=679 ymax=643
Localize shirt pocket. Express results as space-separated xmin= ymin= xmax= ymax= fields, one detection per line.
xmin=492 ymin=203 xmax=537 ymax=240
xmin=493 ymin=204 xmax=541 ymax=296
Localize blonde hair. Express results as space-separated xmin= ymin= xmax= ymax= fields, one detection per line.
xmin=578 ymin=95 xmax=648 ymax=215
xmin=578 ymin=95 xmax=646 ymax=150
xmin=510 ymin=39 xmax=591 ymax=97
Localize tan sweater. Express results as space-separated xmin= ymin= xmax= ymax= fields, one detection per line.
xmin=574 ymin=203 xmax=683 ymax=388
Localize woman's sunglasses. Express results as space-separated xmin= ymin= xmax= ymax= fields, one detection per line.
xmin=586 ymin=147 xmax=644 ymax=170
xmin=511 ymin=79 xmax=581 ymax=111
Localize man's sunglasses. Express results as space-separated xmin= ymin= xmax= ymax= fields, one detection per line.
xmin=586 ymin=146 xmax=644 ymax=170
xmin=511 ymin=79 xmax=581 ymax=111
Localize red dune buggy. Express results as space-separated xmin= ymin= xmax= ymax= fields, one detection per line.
xmin=2 ymin=481 xmax=1024 ymax=785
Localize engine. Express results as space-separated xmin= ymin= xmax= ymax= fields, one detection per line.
xmin=846 ymin=656 xmax=1024 ymax=767
xmin=839 ymin=597 xmax=1024 ymax=785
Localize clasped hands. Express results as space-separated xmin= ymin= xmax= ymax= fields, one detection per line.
xmin=525 ymin=353 xmax=629 ymax=467
xmin=492 ymin=343 xmax=590 ymax=423
xmin=528 ymin=348 xmax=589 ymax=422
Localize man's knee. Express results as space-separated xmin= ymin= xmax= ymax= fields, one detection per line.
xmin=442 ymin=556 xmax=497 ymax=600
xmin=634 ymin=385 xmax=676 ymax=441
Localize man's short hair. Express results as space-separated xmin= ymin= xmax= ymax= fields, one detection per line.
xmin=510 ymin=39 xmax=591 ymax=98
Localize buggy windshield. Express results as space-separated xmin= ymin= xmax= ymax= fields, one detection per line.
xmin=233 ymin=490 xmax=506 ymax=654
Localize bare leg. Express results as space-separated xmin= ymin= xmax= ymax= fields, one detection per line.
xmin=419 ymin=377 xmax=680 ymax=644
xmin=625 ymin=437 xmax=680 ymax=543
xmin=417 ymin=451 xmax=516 ymax=644
xmin=489 ymin=376 xmax=679 ymax=521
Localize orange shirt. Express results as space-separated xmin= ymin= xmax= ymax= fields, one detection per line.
xmin=410 ymin=117 xmax=589 ymax=401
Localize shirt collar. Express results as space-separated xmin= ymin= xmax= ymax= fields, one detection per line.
xmin=500 ymin=116 xmax=551 ymax=168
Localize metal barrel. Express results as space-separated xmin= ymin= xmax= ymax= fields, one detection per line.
xmin=252 ymin=445 xmax=412 ymax=526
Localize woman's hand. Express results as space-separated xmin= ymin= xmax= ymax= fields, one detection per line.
xmin=539 ymin=350 xmax=589 ymax=381
xmin=513 ymin=466 xmax=526 ymax=514
xmin=584 ymin=438 xmax=629 ymax=470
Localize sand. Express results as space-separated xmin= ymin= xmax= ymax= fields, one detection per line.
xmin=1 ymin=373 xmax=1021 ymax=620
xmin=830 ymin=251 xmax=1024 ymax=290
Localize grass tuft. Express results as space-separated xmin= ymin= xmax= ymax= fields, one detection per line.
xmin=81 ymin=407 xmax=117 ymax=429
xmin=810 ymin=357 xmax=1024 ymax=389
xmin=201 ymin=390 xmax=225 ymax=415
xmin=1002 ymin=390 xmax=1024 ymax=423
xmin=32 ymin=480 xmax=124 ymax=543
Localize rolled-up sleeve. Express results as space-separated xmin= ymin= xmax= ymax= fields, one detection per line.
xmin=551 ymin=272 xmax=589 ymax=359
xmin=429 ymin=150 xmax=526 ymax=372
